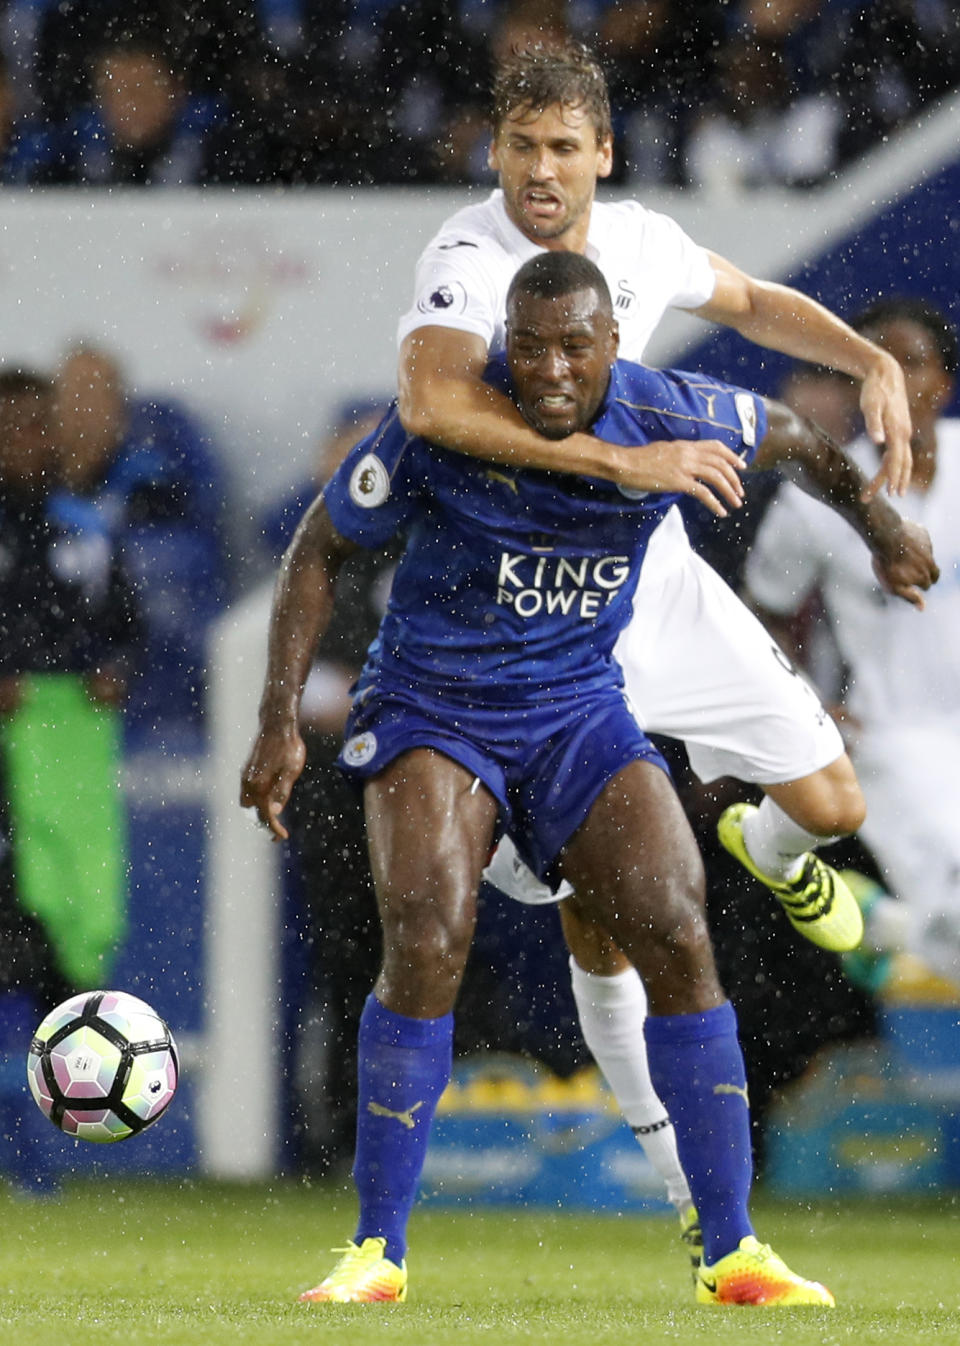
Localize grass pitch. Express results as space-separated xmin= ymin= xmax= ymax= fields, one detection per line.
xmin=0 ymin=1178 xmax=957 ymax=1345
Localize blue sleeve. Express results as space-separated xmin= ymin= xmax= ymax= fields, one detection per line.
xmin=656 ymin=367 xmax=767 ymax=465
xmin=322 ymin=405 xmax=423 ymax=548
xmin=605 ymin=362 xmax=767 ymax=465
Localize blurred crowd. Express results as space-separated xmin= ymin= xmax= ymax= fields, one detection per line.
xmin=0 ymin=0 xmax=959 ymax=190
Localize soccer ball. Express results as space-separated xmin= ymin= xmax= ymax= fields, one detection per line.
xmin=26 ymin=989 xmax=179 ymax=1143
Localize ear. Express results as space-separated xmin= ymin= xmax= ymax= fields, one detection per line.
xmin=487 ymin=137 xmax=500 ymax=173
xmin=610 ymin=320 xmax=620 ymax=360
xmin=596 ymin=133 xmax=614 ymax=181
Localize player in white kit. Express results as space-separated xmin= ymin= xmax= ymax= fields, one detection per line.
xmin=396 ymin=42 xmax=918 ymax=1249
xmin=747 ymin=297 xmax=960 ymax=989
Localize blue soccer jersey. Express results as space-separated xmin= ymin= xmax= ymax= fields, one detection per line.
xmin=322 ymin=356 xmax=765 ymax=706
xmin=320 ymin=358 xmax=765 ymax=878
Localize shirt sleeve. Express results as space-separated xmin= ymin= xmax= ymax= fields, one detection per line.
xmin=744 ymin=481 xmax=827 ymax=615
xmin=628 ymin=202 xmax=716 ymax=311
xmin=322 ymin=406 xmax=421 ymax=549
xmin=625 ymin=366 xmax=767 ymax=463
xmin=396 ymin=240 xmax=502 ymax=349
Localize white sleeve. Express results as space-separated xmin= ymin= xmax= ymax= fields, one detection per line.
xmin=744 ymin=481 xmax=828 ymax=615
xmin=627 ymin=201 xmax=716 ymax=311
xmin=396 ymin=241 xmax=502 ymax=349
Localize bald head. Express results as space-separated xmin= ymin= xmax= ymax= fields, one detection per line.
xmin=506 ymin=252 xmax=618 ymax=439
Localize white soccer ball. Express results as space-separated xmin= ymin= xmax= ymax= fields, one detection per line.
xmin=26 ymin=989 xmax=179 ymax=1143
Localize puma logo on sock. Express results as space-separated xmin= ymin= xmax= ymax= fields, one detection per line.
xmin=713 ymin=1082 xmax=750 ymax=1105
xmin=367 ymin=1100 xmax=424 ymax=1129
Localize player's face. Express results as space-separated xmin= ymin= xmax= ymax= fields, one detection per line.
xmin=489 ymin=102 xmax=613 ymax=251
xmin=507 ymin=288 xmax=618 ymax=439
xmin=863 ymin=317 xmax=954 ymax=431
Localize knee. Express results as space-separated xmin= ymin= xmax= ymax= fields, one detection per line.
xmin=380 ymin=890 xmax=473 ymax=987
xmin=653 ymin=889 xmax=714 ymax=966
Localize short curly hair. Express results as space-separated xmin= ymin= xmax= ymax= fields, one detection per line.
xmin=491 ymin=40 xmax=612 ymax=144
xmin=852 ymin=296 xmax=958 ymax=377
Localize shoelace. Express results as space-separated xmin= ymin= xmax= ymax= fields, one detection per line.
xmin=322 ymin=1242 xmax=380 ymax=1286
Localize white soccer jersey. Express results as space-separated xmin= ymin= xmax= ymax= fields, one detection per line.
xmin=399 ymin=185 xmax=843 ymax=801
xmin=397 ymin=189 xmax=716 ymax=361
xmin=745 ymin=425 xmax=960 ymax=730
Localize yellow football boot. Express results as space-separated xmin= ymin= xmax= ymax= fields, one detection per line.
xmin=718 ymin=802 xmax=863 ymax=953
xmin=298 ymin=1237 xmax=407 ymax=1303
xmin=694 ymin=1232 xmax=829 ymax=1308
xmin=696 ymin=1236 xmax=835 ymax=1306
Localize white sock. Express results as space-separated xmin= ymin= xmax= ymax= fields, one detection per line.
xmin=742 ymin=796 xmax=840 ymax=881
xmin=568 ymin=957 xmax=691 ymax=1212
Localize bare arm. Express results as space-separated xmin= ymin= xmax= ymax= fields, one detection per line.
xmin=698 ymin=253 xmax=912 ymax=498
xmin=754 ymin=399 xmax=939 ymax=609
xmin=398 ymin=325 xmax=745 ymax=515
xmin=239 ymin=497 xmax=358 ymax=839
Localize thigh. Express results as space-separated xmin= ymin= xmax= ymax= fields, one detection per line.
xmin=365 ymin=747 xmax=500 ymax=1016
xmin=559 ymin=759 xmax=722 ymax=1013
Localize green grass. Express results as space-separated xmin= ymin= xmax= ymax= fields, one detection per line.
xmin=0 ymin=1179 xmax=957 ymax=1345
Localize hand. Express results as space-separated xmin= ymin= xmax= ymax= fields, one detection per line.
xmin=239 ymin=725 xmax=307 ymax=841
xmin=613 ymin=438 xmax=745 ymax=518
xmin=859 ymin=352 xmax=913 ymax=499
xmin=871 ymin=518 xmax=939 ymax=609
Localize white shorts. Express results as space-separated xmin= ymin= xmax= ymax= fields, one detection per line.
xmin=617 ymin=515 xmax=843 ymax=786
xmin=485 ymin=516 xmax=844 ymax=907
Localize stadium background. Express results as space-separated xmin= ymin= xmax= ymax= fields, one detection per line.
xmin=2 ymin=89 xmax=959 ymax=1193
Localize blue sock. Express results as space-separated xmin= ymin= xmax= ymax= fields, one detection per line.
xmin=353 ymin=994 xmax=453 ymax=1264
xmin=644 ymin=1001 xmax=754 ymax=1264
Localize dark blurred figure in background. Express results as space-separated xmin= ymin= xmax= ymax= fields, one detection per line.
xmin=0 ymin=367 xmax=141 ymax=1190
xmin=7 ymin=0 xmax=960 ymax=188
xmin=599 ymin=0 xmax=725 ymax=186
xmin=835 ymin=0 xmax=960 ymax=166
xmin=32 ymin=1 xmax=259 ymax=126
xmin=57 ymin=29 xmax=227 ymax=186
xmin=0 ymin=50 xmax=64 ymax=183
xmin=52 ymin=344 xmax=226 ymax=748
xmin=683 ymin=30 xmax=841 ymax=193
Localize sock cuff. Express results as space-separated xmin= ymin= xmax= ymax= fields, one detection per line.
xmin=359 ymin=994 xmax=454 ymax=1048
xmin=568 ymin=955 xmax=645 ymax=1000
xmin=644 ymin=1000 xmax=738 ymax=1045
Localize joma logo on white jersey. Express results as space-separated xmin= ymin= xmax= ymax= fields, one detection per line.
xmin=496 ymin=552 xmax=630 ymax=618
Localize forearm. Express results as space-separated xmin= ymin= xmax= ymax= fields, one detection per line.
xmin=400 ymin=364 xmax=624 ymax=478
xmin=398 ymin=328 xmax=745 ymax=509
xmin=757 ymin=403 xmax=901 ymax=550
xmin=701 ymin=263 xmax=889 ymax=380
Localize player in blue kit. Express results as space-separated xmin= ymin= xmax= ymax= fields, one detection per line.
xmin=241 ymin=253 xmax=932 ymax=1307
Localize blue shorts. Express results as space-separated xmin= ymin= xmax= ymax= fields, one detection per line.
xmin=338 ymin=682 xmax=669 ymax=880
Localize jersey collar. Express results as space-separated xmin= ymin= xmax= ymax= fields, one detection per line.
xmin=490 ymin=189 xmax=602 ymax=265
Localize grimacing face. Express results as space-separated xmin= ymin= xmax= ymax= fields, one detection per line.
xmin=488 ymin=101 xmax=613 ymax=252
xmin=507 ymin=286 xmax=619 ymax=440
